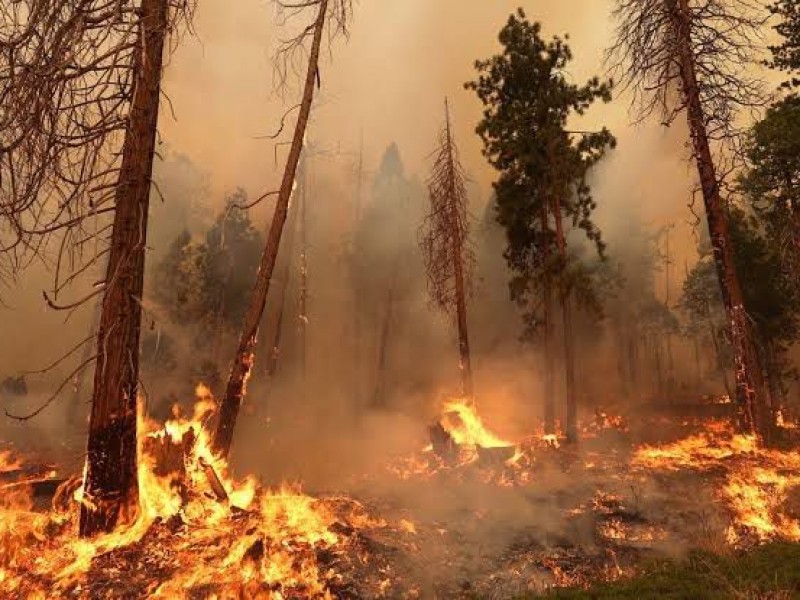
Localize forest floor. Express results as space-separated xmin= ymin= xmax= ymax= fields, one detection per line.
xmin=3 ymin=394 xmax=800 ymax=598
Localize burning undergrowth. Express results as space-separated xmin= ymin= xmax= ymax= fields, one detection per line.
xmin=2 ymin=392 xmax=800 ymax=598
xmin=0 ymin=386 xmax=417 ymax=599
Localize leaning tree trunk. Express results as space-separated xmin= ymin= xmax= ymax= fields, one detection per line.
xmin=668 ymin=0 xmax=768 ymax=438
xmin=262 ymin=183 xmax=300 ymax=379
xmin=79 ymin=0 xmax=167 ymax=537
xmin=540 ymin=203 xmax=556 ymax=435
xmin=553 ymin=198 xmax=578 ymax=444
xmin=212 ymin=0 xmax=328 ymax=458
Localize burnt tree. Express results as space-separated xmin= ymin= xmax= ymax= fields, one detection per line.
xmin=80 ymin=0 xmax=168 ymax=536
xmin=421 ymin=99 xmax=476 ymax=400
xmin=609 ymin=0 xmax=770 ymax=437
xmin=0 ymin=0 xmax=189 ymax=536
xmin=213 ymin=0 xmax=351 ymax=457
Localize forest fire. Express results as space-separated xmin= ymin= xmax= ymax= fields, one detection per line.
xmin=5 ymin=393 xmax=800 ymax=597
xmin=633 ymin=422 xmax=800 ymax=545
xmin=0 ymin=388 xmax=388 ymax=598
xmin=1 ymin=0 xmax=800 ymax=598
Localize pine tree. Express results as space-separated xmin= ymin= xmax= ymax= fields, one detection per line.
xmin=421 ymin=100 xmax=476 ymax=400
xmin=467 ymin=10 xmax=614 ymax=441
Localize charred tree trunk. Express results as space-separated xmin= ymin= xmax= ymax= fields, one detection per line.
xmin=668 ymin=0 xmax=767 ymax=438
xmin=79 ymin=0 xmax=167 ymax=537
xmin=553 ymin=198 xmax=578 ymax=444
xmin=213 ymin=0 xmax=329 ymax=458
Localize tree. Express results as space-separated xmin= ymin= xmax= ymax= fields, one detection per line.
xmin=212 ymin=0 xmax=351 ymax=457
xmin=609 ymin=0 xmax=770 ymax=438
xmin=769 ymin=0 xmax=800 ymax=90
xmin=151 ymin=194 xmax=264 ymax=344
xmin=466 ymin=10 xmax=614 ymax=441
xmin=421 ymin=100 xmax=476 ymax=399
xmin=0 ymin=0 xmax=191 ymax=536
xmin=739 ymin=97 xmax=800 ymax=268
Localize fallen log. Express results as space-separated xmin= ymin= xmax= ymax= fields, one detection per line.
xmin=0 ymin=464 xmax=57 ymax=485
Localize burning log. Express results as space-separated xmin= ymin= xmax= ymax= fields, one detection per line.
xmin=199 ymin=457 xmax=229 ymax=503
xmin=428 ymin=421 xmax=458 ymax=464
xmin=0 ymin=463 xmax=56 ymax=485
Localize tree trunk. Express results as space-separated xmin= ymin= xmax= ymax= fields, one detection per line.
xmin=372 ymin=281 xmax=396 ymax=408
xmin=552 ymin=198 xmax=578 ymax=443
xmin=262 ymin=177 xmax=300 ymax=379
xmin=443 ymin=102 xmax=473 ymax=400
xmin=668 ymin=0 xmax=768 ymax=438
xmin=79 ymin=0 xmax=167 ymax=537
xmin=653 ymin=337 xmax=664 ymax=398
xmin=764 ymin=340 xmax=785 ymax=416
xmin=540 ymin=203 xmax=555 ymax=435
xmin=212 ymin=0 xmax=328 ymax=458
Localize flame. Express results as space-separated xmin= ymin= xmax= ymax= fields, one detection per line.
xmin=633 ymin=424 xmax=800 ymax=544
xmin=0 ymin=384 xmax=377 ymax=597
xmin=440 ymin=400 xmax=513 ymax=449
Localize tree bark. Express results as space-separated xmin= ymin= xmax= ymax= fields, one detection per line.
xmin=212 ymin=0 xmax=328 ymax=458
xmin=79 ymin=0 xmax=167 ymax=537
xmin=553 ymin=198 xmax=578 ymax=443
xmin=668 ymin=0 xmax=768 ymax=438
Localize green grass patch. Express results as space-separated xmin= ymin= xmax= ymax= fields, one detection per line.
xmin=531 ymin=542 xmax=800 ymax=599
